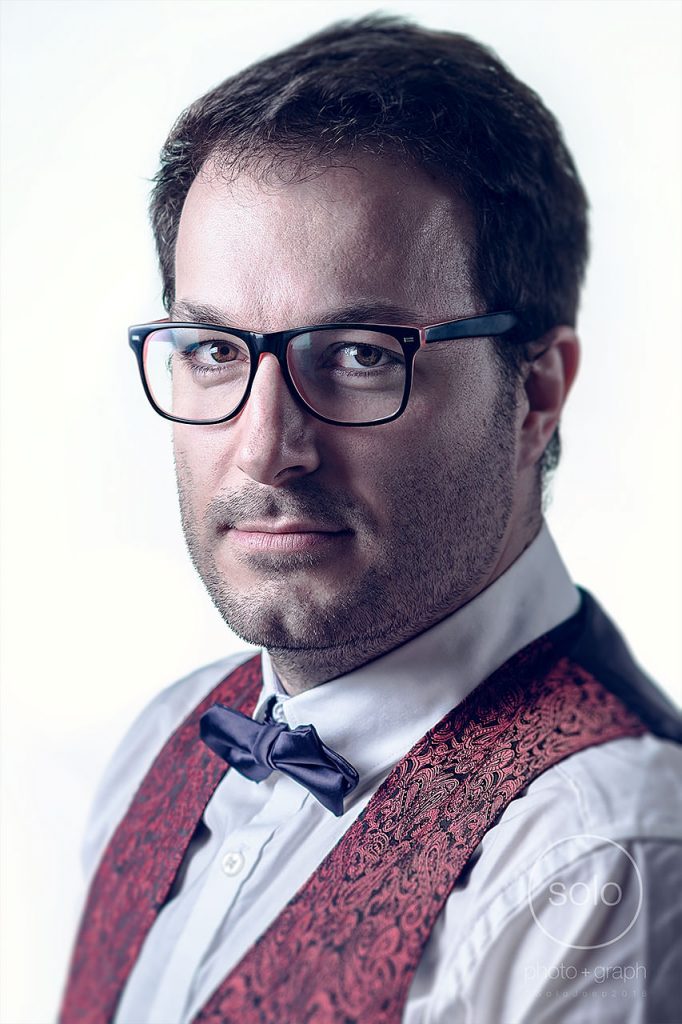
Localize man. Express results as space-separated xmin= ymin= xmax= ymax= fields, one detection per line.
xmin=60 ymin=15 xmax=682 ymax=1024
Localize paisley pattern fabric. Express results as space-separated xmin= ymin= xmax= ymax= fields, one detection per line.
xmin=60 ymin=625 xmax=647 ymax=1024
xmin=59 ymin=655 xmax=262 ymax=1024
xmin=195 ymin=642 xmax=646 ymax=1024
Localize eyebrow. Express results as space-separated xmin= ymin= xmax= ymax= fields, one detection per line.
xmin=169 ymin=298 xmax=425 ymax=329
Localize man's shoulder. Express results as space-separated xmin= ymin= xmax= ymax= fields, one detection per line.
xmin=464 ymin=732 xmax=682 ymax=919
xmin=138 ymin=650 xmax=259 ymax=733
xmin=569 ymin=589 xmax=682 ymax=742
xmin=80 ymin=648 xmax=259 ymax=882
xmin=437 ymin=733 xmax=681 ymax=940
xmin=519 ymin=732 xmax=682 ymax=847
xmin=434 ymin=734 xmax=682 ymax=1020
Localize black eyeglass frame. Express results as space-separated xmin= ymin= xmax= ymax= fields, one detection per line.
xmin=128 ymin=310 xmax=528 ymax=428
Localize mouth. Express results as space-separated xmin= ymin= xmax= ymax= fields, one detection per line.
xmin=228 ymin=520 xmax=353 ymax=553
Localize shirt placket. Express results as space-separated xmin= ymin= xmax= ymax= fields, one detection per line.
xmin=143 ymin=776 xmax=309 ymax=1024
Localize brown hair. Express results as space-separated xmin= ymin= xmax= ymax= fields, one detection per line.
xmin=150 ymin=14 xmax=589 ymax=482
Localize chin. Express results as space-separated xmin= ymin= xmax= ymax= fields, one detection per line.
xmin=220 ymin=603 xmax=335 ymax=651
xmin=200 ymin=546 xmax=395 ymax=652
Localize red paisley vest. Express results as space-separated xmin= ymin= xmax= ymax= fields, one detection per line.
xmin=60 ymin=592 xmax=679 ymax=1024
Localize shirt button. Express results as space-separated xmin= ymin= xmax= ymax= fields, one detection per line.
xmin=221 ymin=850 xmax=245 ymax=876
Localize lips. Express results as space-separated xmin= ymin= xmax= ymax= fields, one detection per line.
xmin=233 ymin=520 xmax=345 ymax=534
xmin=228 ymin=520 xmax=352 ymax=553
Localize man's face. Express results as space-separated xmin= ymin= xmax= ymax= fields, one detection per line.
xmin=173 ymin=156 xmax=525 ymax=684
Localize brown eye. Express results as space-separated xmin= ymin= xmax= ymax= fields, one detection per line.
xmin=209 ymin=343 xmax=238 ymax=364
xmin=353 ymin=345 xmax=382 ymax=367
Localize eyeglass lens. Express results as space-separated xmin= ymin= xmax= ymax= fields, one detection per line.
xmin=142 ymin=326 xmax=407 ymax=424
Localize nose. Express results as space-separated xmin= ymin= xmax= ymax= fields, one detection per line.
xmin=233 ymin=353 xmax=322 ymax=486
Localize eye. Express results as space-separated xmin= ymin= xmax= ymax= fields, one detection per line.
xmin=192 ymin=341 xmax=242 ymax=365
xmin=351 ymin=345 xmax=383 ymax=367
xmin=329 ymin=343 xmax=402 ymax=370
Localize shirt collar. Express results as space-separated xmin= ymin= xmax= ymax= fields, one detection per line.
xmin=255 ymin=523 xmax=579 ymax=797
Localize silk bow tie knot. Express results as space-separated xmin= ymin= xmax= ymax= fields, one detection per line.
xmin=200 ymin=703 xmax=359 ymax=817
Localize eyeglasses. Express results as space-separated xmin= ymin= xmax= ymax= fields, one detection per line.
xmin=128 ymin=310 xmax=524 ymax=427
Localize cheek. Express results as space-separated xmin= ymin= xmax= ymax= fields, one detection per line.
xmin=325 ymin=425 xmax=422 ymax=514
xmin=411 ymin=348 xmax=505 ymax=442
xmin=173 ymin=426 xmax=225 ymax=506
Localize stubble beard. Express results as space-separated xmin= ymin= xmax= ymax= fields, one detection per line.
xmin=176 ymin=390 xmax=517 ymax=687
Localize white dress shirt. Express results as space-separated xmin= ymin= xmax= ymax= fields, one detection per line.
xmin=78 ymin=524 xmax=682 ymax=1023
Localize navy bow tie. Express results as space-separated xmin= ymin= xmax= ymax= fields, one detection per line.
xmin=200 ymin=703 xmax=359 ymax=817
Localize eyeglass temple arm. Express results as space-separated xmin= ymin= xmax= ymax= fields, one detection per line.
xmin=423 ymin=311 xmax=519 ymax=344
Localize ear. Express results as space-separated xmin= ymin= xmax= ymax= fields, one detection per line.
xmin=517 ymin=326 xmax=580 ymax=472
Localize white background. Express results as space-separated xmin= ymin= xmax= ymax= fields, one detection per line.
xmin=1 ymin=1 xmax=680 ymax=1021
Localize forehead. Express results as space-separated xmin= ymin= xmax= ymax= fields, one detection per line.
xmin=174 ymin=154 xmax=477 ymax=330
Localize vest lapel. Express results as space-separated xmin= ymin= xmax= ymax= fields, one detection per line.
xmin=60 ymin=654 xmax=263 ymax=1024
